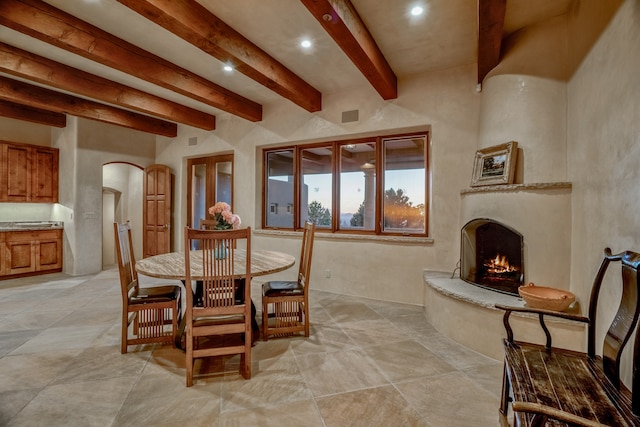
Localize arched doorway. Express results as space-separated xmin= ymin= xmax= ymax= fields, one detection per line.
xmin=102 ymin=162 xmax=143 ymax=268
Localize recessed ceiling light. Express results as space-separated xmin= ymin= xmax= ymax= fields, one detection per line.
xmin=300 ymin=39 xmax=312 ymax=49
xmin=410 ymin=6 xmax=424 ymax=16
xmin=223 ymin=64 xmax=233 ymax=72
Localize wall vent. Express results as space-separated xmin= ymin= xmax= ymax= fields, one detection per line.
xmin=341 ymin=109 xmax=359 ymax=123
xmin=188 ymin=137 xmax=198 ymax=146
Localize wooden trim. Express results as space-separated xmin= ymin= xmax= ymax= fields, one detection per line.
xmin=0 ymin=0 xmax=262 ymax=122
xmin=478 ymin=0 xmax=507 ymax=84
xmin=115 ymin=0 xmax=321 ymax=113
xmin=301 ymin=0 xmax=397 ymax=100
xmin=0 ymin=76 xmax=177 ymax=137
xmin=0 ymin=42 xmax=215 ymax=130
xmin=0 ymin=99 xmax=66 ymax=128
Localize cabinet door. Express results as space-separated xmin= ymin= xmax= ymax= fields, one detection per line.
xmin=36 ymin=235 xmax=63 ymax=271
xmin=6 ymin=240 xmax=36 ymax=275
xmin=2 ymin=144 xmax=31 ymax=202
xmin=32 ymin=147 xmax=59 ymax=203
xmin=0 ymin=237 xmax=5 ymax=276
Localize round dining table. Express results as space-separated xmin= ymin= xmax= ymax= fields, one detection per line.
xmin=136 ymin=249 xmax=295 ymax=347
xmin=135 ymin=249 xmax=295 ymax=281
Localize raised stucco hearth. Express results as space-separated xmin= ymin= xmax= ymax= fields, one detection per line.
xmin=423 ymin=271 xmax=584 ymax=360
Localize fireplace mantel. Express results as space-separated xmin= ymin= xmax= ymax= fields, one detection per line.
xmin=461 ymin=181 xmax=571 ymax=195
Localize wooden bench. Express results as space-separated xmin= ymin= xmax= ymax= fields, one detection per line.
xmin=497 ymin=248 xmax=640 ymax=427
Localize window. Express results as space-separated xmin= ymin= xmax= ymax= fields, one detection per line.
xmin=340 ymin=141 xmax=376 ymax=231
xmin=382 ymin=135 xmax=426 ymax=234
xmin=265 ymin=150 xmax=294 ymax=228
xmin=301 ymin=146 xmax=332 ymax=228
xmin=263 ymin=131 xmax=429 ymax=236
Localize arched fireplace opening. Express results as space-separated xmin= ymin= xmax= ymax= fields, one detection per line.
xmin=460 ymin=218 xmax=524 ymax=295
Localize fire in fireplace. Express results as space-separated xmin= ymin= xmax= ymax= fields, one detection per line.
xmin=460 ymin=218 xmax=524 ymax=295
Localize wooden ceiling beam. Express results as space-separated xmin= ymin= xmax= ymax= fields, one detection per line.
xmin=477 ymin=0 xmax=507 ymax=84
xmin=0 ymin=76 xmax=177 ymax=137
xmin=0 ymin=99 xmax=66 ymax=128
xmin=300 ymin=0 xmax=397 ymax=100
xmin=116 ymin=0 xmax=322 ymax=112
xmin=0 ymin=0 xmax=262 ymax=122
xmin=0 ymin=42 xmax=215 ymax=131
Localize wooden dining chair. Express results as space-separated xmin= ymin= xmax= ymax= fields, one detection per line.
xmin=262 ymin=221 xmax=315 ymax=340
xmin=183 ymin=226 xmax=252 ymax=386
xmin=114 ymin=222 xmax=181 ymax=354
xmin=199 ymin=218 xmax=217 ymax=230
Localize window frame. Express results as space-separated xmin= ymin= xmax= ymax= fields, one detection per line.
xmin=262 ymin=131 xmax=429 ymax=237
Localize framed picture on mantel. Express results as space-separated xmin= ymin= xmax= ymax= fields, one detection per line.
xmin=470 ymin=141 xmax=518 ymax=187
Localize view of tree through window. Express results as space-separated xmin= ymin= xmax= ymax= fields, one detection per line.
xmin=383 ymin=136 xmax=426 ymax=234
xmin=263 ymin=131 xmax=428 ymax=236
xmin=301 ymin=147 xmax=332 ymax=227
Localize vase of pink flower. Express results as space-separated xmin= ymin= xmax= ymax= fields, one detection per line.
xmin=208 ymin=202 xmax=241 ymax=230
xmin=207 ymin=202 xmax=241 ymax=259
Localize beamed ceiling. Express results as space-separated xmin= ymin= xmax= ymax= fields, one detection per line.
xmin=0 ymin=0 xmax=574 ymax=137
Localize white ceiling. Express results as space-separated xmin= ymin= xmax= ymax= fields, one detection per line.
xmin=0 ymin=0 xmax=575 ymax=120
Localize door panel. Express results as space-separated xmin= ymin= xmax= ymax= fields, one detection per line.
xmin=143 ymin=164 xmax=172 ymax=257
xmin=4 ymin=144 xmax=30 ymax=201
xmin=32 ymin=147 xmax=59 ymax=202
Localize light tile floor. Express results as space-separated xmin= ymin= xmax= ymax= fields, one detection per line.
xmin=0 ymin=269 xmax=506 ymax=426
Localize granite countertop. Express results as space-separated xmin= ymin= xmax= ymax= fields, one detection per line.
xmin=0 ymin=221 xmax=64 ymax=231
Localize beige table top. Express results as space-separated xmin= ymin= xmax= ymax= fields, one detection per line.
xmin=135 ymin=249 xmax=295 ymax=281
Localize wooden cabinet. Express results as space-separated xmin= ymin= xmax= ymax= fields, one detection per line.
xmin=4 ymin=229 xmax=63 ymax=277
xmin=32 ymin=147 xmax=59 ymax=203
xmin=0 ymin=141 xmax=59 ymax=203
xmin=0 ymin=234 xmax=5 ymax=277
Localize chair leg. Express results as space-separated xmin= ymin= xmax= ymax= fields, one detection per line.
xmin=186 ymin=329 xmax=194 ymax=387
xmin=121 ymin=310 xmax=129 ymax=354
xmin=171 ymin=303 xmax=178 ymax=348
xmin=304 ymin=303 xmax=310 ymax=337
xmin=262 ymin=298 xmax=269 ymax=341
xmin=500 ymin=361 xmax=511 ymax=417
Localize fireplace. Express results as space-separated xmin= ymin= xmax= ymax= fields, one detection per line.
xmin=460 ymin=218 xmax=524 ymax=295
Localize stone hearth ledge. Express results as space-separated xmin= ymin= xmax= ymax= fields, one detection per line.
xmin=423 ymin=270 xmax=585 ymax=360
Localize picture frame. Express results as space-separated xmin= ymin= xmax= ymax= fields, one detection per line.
xmin=470 ymin=141 xmax=518 ymax=187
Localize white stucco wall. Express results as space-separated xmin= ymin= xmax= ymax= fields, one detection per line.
xmin=154 ymin=64 xmax=481 ymax=304
xmin=567 ymin=0 xmax=640 ymax=383
xmin=56 ymin=118 xmax=156 ymax=276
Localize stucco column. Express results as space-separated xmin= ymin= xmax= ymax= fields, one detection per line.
xmin=361 ymin=162 xmax=375 ymax=229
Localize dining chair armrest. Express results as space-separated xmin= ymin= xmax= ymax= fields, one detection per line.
xmin=495 ymin=304 xmax=589 ymax=349
xmin=512 ymin=401 xmax=609 ymax=427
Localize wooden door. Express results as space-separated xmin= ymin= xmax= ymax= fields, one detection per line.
xmin=143 ymin=164 xmax=172 ymax=258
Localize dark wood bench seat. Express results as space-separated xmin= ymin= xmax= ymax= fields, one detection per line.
xmin=497 ymin=249 xmax=640 ymax=427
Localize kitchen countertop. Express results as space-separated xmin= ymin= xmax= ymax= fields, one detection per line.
xmin=0 ymin=221 xmax=64 ymax=231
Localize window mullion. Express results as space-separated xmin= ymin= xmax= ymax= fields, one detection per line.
xmin=331 ymin=141 xmax=338 ymax=232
